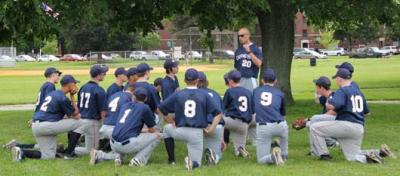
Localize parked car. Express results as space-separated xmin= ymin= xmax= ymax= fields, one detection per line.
xmin=0 ymin=55 xmax=16 ymax=67
xmin=37 ymin=55 xmax=60 ymax=62
xmin=15 ymin=55 xmax=36 ymax=62
xmin=348 ymin=47 xmax=390 ymax=58
xmin=151 ymin=50 xmax=169 ymax=59
xmin=87 ymin=54 xmax=112 ymax=61
xmin=293 ymin=48 xmax=327 ymax=59
xmin=186 ymin=51 xmax=203 ymax=59
xmin=61 ymin=54 xmax=84 ymax=61
xmin=129 ymin=51 xmax=158 ymax=60
xmin=212 ymin=49 xmax=235 ymax=59
xmin=323 ymin=47 xmax=345 ymax=56
xmin=380 ymin=46 xmax=398 ymax=55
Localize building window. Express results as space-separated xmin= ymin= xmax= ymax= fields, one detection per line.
xmin=302 ymin=29 xmax=308 ymax=37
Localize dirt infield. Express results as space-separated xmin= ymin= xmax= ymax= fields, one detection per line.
xmin=0 ymin=65 xmax=224 ymax=76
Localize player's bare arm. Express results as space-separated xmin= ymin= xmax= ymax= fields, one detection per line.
xmin=244 ymin=45 xmax=262 ymax=68
xmin=204 ymin=113 xmax=222 ymax=135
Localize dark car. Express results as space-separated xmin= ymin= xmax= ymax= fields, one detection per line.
xmin=348 ymin=47 xmax=389 ymax=58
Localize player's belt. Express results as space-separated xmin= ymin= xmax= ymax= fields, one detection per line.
xmin=111 ymin=139 xmax=130 ymax=146
xmin=258 ymin=120 xmax=284 ymax=125
xmin=33 ymin=120 xmax=46 ymax=123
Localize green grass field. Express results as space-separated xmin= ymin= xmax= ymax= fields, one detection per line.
xmin=0 ymin=102 xmax=399 ymax=176
xmin=0 ymin=56 xmax=400 ymax=105
xmin=0 ymin=56 xmax=399 ymax=175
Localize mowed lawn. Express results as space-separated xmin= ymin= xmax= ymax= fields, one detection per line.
xmin=0 ymin=56 xmax=400 ymax=105
xmin=0 ymin=102 xmax=399 ymax=176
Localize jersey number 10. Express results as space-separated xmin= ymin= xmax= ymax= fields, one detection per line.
xmin=350 ymin=95 xmax=364 ymax=113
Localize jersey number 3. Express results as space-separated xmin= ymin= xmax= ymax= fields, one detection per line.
xmin=350 ymin=95 xmax=364 ymax=113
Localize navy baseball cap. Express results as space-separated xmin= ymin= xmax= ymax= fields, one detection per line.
xmin=185 ymin=68 xmax=199 ymax=81
xmin=134 ymin=87 xmax=148 ymax=101
xmin=332 ymin=68 xmax=352 ymax=79
xmin=90 ymin=64 xmax=109 ymax=77
xmin=164 ymin=59 xmax=179 ymax=69
xmin=262 ymin=68 xmax=276 ymax=81
xmin=60 ymin=75 xmax=79 ymax=86
xmin=137 ymin=63 xmax=153 ymax=73
xmin=227 ymin=70 xmax=241 ymax=80
xmin=198 ymin=71 xmax=207 ymax=81
xmin=114 ymin=67 xmax=127 ymax=77
xmin=44 ymin=67 xmax=62 ymax=77
xmin=335 ymin=62 xmax=354 ymax=73
xmin=154 ymin=77 xmax=163 ymax=87
xmin=313 ymin=76 xmax=331 ymax=88
xmin=127 ymin=67 xmax=138 ymax=77
xmin=223 ymin=73 xmax=229 ymax=85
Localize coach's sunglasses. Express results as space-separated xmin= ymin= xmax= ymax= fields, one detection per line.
xmin=238 ymin=34 xmax=246 ymax=38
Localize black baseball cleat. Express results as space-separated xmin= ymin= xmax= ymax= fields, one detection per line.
xmin=168 ymin=161 xmax=176 ymax=165
xmin=271 ymin=139 xmax=280 ymax=148
xmin=63 ymin=152 xmax=78 ymax=160
xmin=11 ymin=146 xmax=23 ymax=162
xmin=205 ymin=148 xmax=216 ymax=165
xmin=184 ymin=156 xmax=193 ymax=171
xmin=380 ymin=144 xmax=397 ymax=159
xmin=366 ymin=153 xmax=384 ymax=164
xmin=319 ymin=154 xmax=332 ymax=161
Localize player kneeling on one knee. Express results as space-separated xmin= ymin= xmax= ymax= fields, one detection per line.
xmin=222 ymin=70 xmax=253 ymax=157
xmin=198 ymin=71 xmax=225 ymax=164
xmin=109 ymin=87 xmax=161 ymax=167
xmin=11 ymin=75 xmax=81 ymax=161
xmin=158 ymin=68 xmax=223 ymax=171
xmin=253 ymin=69 xmax=288 ymax=165
xmin=310 ymin=69 xmax=396 ymax=163
xmin=90 ymin=83 xmax=137 ymax=165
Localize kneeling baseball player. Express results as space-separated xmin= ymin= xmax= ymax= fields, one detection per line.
xmin=310 ymin=69 xmax=396 ymax=163
xmin=222 ymin=70 xmax=253 ymax=158
xmin=110 ymin=87 xmax=161 ymax=166
xmin=158 ymin=68 xmax=222 ymax=171
xmin=11 ymin=75 xmax=81 ymax=161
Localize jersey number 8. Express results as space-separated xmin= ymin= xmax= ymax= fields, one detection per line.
xmin=184 ymin=100 xmax=196 ymax=118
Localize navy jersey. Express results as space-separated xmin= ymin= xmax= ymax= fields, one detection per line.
xmin=200 ymin=88 xmax=224 ymax=125
xmin=234 ymin=44 xmax=263 ymax=78
xmin=222 ymin=86 xmax=253 ymax=123
xmin=33 ymin=90 xmax=74 ymax=122
xmin=78 ymin=81 xmax=107 ymax=120
xmin=328 ymin=85 xmax=370 ymax=125
xmin=106 ymin=83 xmax=124 ymax=99
xmin=103 ymin=91 xmax=133 ymax=126
xmin=161 ymin=75 xmax=180 ymax=100
xmin=253 ymin=85 xmax=285 ymax=123
xmin=158 ymin=87 xmax=221 ymax=128
xmin=35 ymin=82 xmax=56 ymax=112
xmin=133 ymin=82 xmax=160 ymax=112
xmin=112 ymin=102 xmax=155 ymax=142
xmin=351 ymin=81 xmax=360 ymax=90
xmin=319 ymin=92 xmax=335 ymax=114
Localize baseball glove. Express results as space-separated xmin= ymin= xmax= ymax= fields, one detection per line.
xmin=292 ymin=117 xmax=307 ymax=130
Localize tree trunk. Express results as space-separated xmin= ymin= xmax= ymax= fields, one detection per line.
xmin=257 ymin=0 xmax=295 ymax=105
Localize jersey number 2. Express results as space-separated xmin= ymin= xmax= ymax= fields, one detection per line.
xmin=40 ymin=96 xmax=52 ymax=112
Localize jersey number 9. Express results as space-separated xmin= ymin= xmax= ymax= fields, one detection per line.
xmin=260 ymin=92 xmax=273 ymax=106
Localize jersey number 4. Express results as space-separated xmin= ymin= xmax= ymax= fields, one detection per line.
xmin=79 ymin=92 xmax=91 ymax=109
xmin=108 ymin=97 xmax=121 ymax=112
xmin=350 ymin=95 xmax=364 ymax=113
